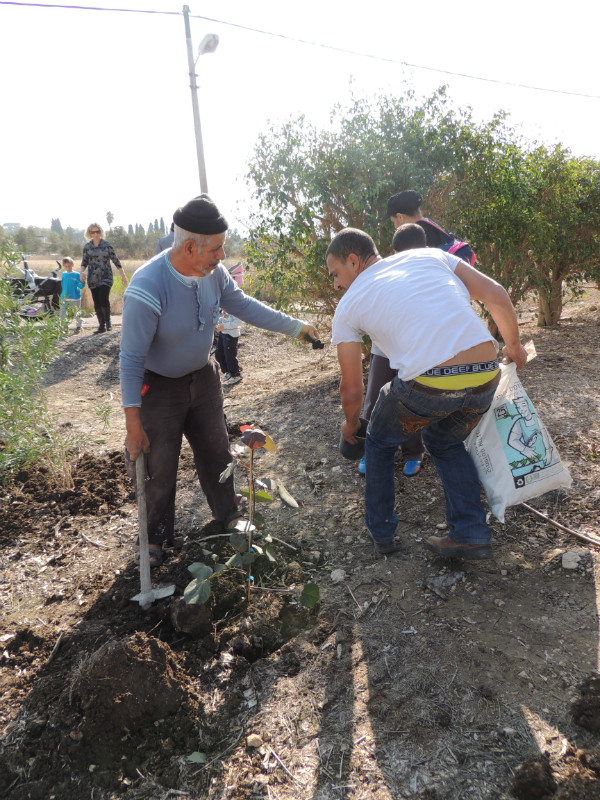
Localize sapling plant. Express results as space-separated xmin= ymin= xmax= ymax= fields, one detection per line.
xmin=183 ymin=425 xmax=319 ymax=610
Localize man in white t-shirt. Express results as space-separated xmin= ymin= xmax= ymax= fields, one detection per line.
xmin=328 ymin=225 xmax=528 ymax=559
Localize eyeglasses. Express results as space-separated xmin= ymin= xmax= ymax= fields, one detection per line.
xmin=90 ymin=230 xmax=101 ymax=234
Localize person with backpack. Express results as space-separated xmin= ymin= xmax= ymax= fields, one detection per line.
xmin=386 ymin=189 xmax=476 ymax=265
xmin=356 ymin=190 xmax=476 ymax=478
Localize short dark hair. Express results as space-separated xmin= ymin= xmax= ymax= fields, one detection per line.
xmin=392 ymin=223 xmax=427 ymax=252
xmin=386 ymin=189 xmax=423 ymax=218
xmin=326 ymin=228 xmax=379 ymax=263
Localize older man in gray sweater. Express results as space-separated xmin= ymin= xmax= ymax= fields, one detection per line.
xmin=120 ymin=195 xmax=319 ymax=566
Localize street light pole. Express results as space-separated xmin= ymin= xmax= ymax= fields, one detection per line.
xmin=182 ymin=5 xmax=218 ymax=194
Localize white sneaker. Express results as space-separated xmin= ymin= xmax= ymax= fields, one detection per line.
xmin=224 ymin=375 xmax=242 ymax=385
xmin=220 ymin=372 xmax=231 ymax=383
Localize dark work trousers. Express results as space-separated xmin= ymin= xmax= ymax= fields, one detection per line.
xmin=362 ymin=352 xmax=424 ymax=461
xmin=215 ymin=332 xmax=241 ymax=377
xmin=125 ymin=360 xmax=239 ymax=545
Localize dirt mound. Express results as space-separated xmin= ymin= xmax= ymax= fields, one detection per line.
xmin=572 ymin=674 xmax=600 ymax=733
xmin=0 ymin=450 xmax=133 ymax=546
xmin=64 ymin=632 xmax=200 ymax=764
xmin=511 ymin=754 xmax=557 ymax=799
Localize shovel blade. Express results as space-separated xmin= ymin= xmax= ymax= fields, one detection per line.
xmin=131 ymin=583 xmax=176 ymax=610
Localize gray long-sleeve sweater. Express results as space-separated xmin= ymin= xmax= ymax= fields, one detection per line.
xmin=119 ymin=252 xmax=303 ymax=407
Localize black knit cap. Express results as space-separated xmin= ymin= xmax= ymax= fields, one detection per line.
xmin=386 ymin=190 xmax=423 ymax=218
xmin=173 ymin=194 xmax=228 ymax=235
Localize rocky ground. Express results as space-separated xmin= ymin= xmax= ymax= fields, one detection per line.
xmin=1 ymin=288 xmax=599 ymax=800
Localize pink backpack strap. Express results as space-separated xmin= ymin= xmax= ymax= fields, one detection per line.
xmin=447 ymin=241 xmax=476 ymax=265
xmin=418 ymin=217 xmax=448 ymax=236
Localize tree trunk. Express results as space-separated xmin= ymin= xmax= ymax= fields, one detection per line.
xmin=537 ymin=278 xmax=563 ymax=326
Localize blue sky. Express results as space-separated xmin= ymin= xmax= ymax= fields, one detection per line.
xmin=1 ymin=0 xmax=599 ymax=234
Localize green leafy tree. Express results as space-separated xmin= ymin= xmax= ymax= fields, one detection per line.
xmin=109 ymin=225 xmax=136 ymax=259
xmin=14 ymin=226 xmax=40 ymax=254
xmin=51 ymin=218 xmax=63 ymax=235
xmin=522 ymin=147 xmax=600 ymax=325
xmin=245 ymin=88 xmax=480 ymax=315
xmin=106 ymin=211 xmax=114 ymax=231
xmin=443 ymin=133 xmax=600 ymax=326
xmin=61 ymin=227 xmax=85 ymax=259
xmin=246 ymin=87 xmax=600 ymax=327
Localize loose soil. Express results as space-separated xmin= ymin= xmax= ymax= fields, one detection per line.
xmin=1 ymin=289 xmax=600 ymax=800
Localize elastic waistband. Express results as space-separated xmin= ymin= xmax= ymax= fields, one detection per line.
xmin=415 ymin=360 xmax=499 ymax=389
xmin=421 ymin=360 xmax=499 ymax=378
xmin=411 ymin=370 xmax=500 ymax=396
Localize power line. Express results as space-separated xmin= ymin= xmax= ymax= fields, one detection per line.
xmin=2 ymin=0 xmax=599 ymax=100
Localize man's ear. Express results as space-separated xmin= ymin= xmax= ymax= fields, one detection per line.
xmin=347 ymin=254 xmax=360 ymax=274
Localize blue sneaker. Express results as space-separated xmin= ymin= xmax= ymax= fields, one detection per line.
xmin=358 ymin=457 xmax=366 ymax=475
xmin=403 ymin=459 xmax=422 ymax=477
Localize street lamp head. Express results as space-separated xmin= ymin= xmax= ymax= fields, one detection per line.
xmin=197 ymin=34 xmax=219 ymax=58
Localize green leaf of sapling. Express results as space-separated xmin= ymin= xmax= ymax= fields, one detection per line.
xmin=187 ymin=562 xmax=214 ymax=580
xmin=184 ymin=578 xmax=212 ymax=605
xmin=300 ymin=582 xmax=320 ymax=608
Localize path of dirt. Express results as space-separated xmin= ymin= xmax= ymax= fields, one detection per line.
xmin=1 ymin=289 xmax=599 ymax=800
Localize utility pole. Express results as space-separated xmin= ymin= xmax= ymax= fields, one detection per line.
xmin=183 ymin=4 xmax=209 ymax=193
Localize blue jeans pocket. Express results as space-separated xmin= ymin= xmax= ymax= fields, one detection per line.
xmin=369 ymin=387 xmax=432 ymax=442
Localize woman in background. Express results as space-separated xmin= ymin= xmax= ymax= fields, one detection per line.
xmin=81 ymin=223 xmax=128 ymax=334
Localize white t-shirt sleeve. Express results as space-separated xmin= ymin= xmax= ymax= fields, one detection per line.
xmin=331 ymin=308 xmax=364 ymax=345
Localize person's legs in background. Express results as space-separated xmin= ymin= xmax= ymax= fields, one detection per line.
xmin=97 ymin=284 xmax=112 ymax=331
xmin=215 ymin=332 xmax=230 ymax=381
xmin=359 ymin=353 xmax=424 ymax=476
xmin=222 ymin=333 xmax=242 ymax=385
xmin=90 ymin=286 xmax=105 ymax=334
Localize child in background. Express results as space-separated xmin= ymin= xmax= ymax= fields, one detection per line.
xmin=215 ymin=310 xmax=243 ymax=385
xmin=60 ymin=257 xmax=86 ymax=332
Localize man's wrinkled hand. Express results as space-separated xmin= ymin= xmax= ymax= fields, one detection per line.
xmin=299 ymin=323 xmax=323 ymax=347
xmin=125 ymin=429 xmax=150 ymax=463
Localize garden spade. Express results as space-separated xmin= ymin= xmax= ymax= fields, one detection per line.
xmin=131 ymin=454 xmax=175 ymax=610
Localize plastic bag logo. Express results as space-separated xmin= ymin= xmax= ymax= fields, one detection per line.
xmin=494 ymin=395 xmax=559 ymax=488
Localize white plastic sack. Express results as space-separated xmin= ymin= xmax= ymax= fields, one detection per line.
xmin=465 ymin=362 xmax=572 ymax=522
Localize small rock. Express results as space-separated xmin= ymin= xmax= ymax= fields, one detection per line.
xmin=436 ymin=522 xmax=447 ymax=530
xmin=494 ymin=598 xmax=505 ymax=607
xmin=330 ymin=569 xmax=346 ymax=583
xmin=562 ymin=550 xmax=584 ymax=570
xmin=246 ymin=734 xmax=263 ymax=748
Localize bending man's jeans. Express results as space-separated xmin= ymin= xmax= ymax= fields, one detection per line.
xmin=364 ymin=373 xmax=500 ymax=547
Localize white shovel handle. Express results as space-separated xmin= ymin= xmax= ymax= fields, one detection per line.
xmin=135 ymin=454 xmax=152 ymax=596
